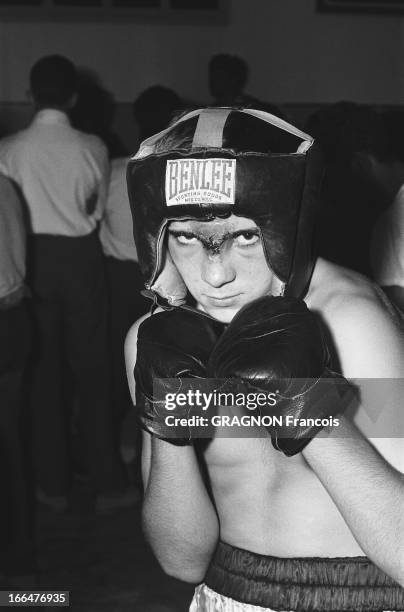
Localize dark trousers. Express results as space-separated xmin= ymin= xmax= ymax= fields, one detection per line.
xmin=105 ymin=257 xmax=148 ymax=436
xmin=28 ymin=233 xmax=123 ymax=496
xmin=0 ymin=300 xmax=35 ymax=573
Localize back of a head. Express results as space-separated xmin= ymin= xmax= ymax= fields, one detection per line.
xmin=305 ymin=101 xmax=359 ymax=164
xmin=133 ymin=86 xmax=182 ymax=141
xmin=71 ymin=68 xmax=115 ymax=137
xmin=382 ymin=109 xmax=404 ymax=164
xmin=209 ymin=53 xmax=248 ymax=100
xmin=336 ymin=104 xmax=393 ymax=165
xmin=30 ymin=55 xmax=77 ymax=108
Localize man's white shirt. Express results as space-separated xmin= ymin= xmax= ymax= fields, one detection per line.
xmin=99 ymin=156 xmax=138 ymax=261
xmin=0 ymin=174 xmax=26 ymax=300
xmin=370 ymin=184 xmax=404 ymax=288
xmin=0 ymin=109 xmax=109 ymax=236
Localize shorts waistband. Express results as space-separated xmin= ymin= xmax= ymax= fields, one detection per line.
xmin=204 ymin=541 xmax=404 ymax=611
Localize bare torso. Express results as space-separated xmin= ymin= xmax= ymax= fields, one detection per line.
xmin=203 ymin=435 xmax=364 ymax=557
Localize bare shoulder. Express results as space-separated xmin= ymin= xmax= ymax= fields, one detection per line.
xmin=307 ymin=259 xmax=404 ymax=377
xmin=308 ymin=258 xmax=379 ymax=311
xmin=125 ymin=312 xmax=151 ymax=357
xmin=125 ymin=308 xmax=165 ymax=368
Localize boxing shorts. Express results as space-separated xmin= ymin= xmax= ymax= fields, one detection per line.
xmin=189 ymin=541 xmax=404 ymax=612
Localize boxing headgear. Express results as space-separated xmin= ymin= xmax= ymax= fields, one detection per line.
xmin=127 ymin=107 xmax=323 ymax=307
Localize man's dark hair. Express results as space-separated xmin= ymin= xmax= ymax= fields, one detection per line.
xmin=209 ymin=54 xmax=248 ymax=93
xmin=382 ymin=109 xmax=404 ymax=163
xmin=30 ymin=55 xmax=77 ymax=108
xmin=305 ymin=101 xmax=358 ymax=163
xmin=336 ymin=104 xmax=393 ymax=164
xmin=133 ymin=85 xmax=182 ymax=140
xmin=307 ymin=103 xmax=394 ymax=165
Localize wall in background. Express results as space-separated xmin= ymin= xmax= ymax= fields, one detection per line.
xmin=0 ymin=0 xmax=402 ymax=108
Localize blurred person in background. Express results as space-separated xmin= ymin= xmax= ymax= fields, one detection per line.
xmin=99 ymin=85 xmax=183 ymax=485
xmin=0 ymin=54 xmax=130 ymax=513
xmin=132 ymin=85 xmax=183 ymax=141
xmin=306 ymin=102 xmax=383 ymax=278
xmin=208 ymin=53 xmax=287 ymax=119
xmin=369 ymin=110 xmax=404 ymax=312
xmin=0 ymin=172 xmax=35 ymax=585
xmin=331 ymin=105 xmax=404 ymax=313
xmin=71 ymin=67 xmax=127 ymax=159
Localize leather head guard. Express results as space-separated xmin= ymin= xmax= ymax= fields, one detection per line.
xmin=127 ymin=107 xmax=323 ymax=307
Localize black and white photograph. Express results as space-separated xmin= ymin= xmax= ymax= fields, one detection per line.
xmin=0 ymin=1 xmax=403 ymax=611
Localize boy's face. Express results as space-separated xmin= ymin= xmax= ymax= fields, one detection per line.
xmin=167 ymin=215 xmax=283 ymax=323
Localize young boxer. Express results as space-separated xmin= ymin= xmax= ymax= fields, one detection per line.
xmin=126 ymin=108 xmax=404 ymax=611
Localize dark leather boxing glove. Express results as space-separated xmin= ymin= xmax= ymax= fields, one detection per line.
xmin=208 ymin=295 xmax=356 ymax=456
xmin=135 ymin=307 xmax=225 ymax=443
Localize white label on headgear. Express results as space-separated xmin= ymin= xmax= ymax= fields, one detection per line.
xmin=165 ymin=158 xmax=236 ymax=206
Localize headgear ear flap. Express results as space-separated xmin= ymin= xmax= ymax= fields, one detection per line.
xmin=151 ymin=249 xmax=187 ymax=307
xmin=127 ymin=107 xmax=323 ymax=307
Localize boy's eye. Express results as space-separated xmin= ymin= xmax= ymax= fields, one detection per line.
xmin=173 ymin=233 xmax=199 ymax=245
xmin=234 ymin=232 xmax=260 ymax=246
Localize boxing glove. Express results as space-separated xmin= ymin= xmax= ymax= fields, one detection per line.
xmin=208 ymin=295 xmax=356 ymax=456
xmin=135 ymin=307 xmax=225 ymax=443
